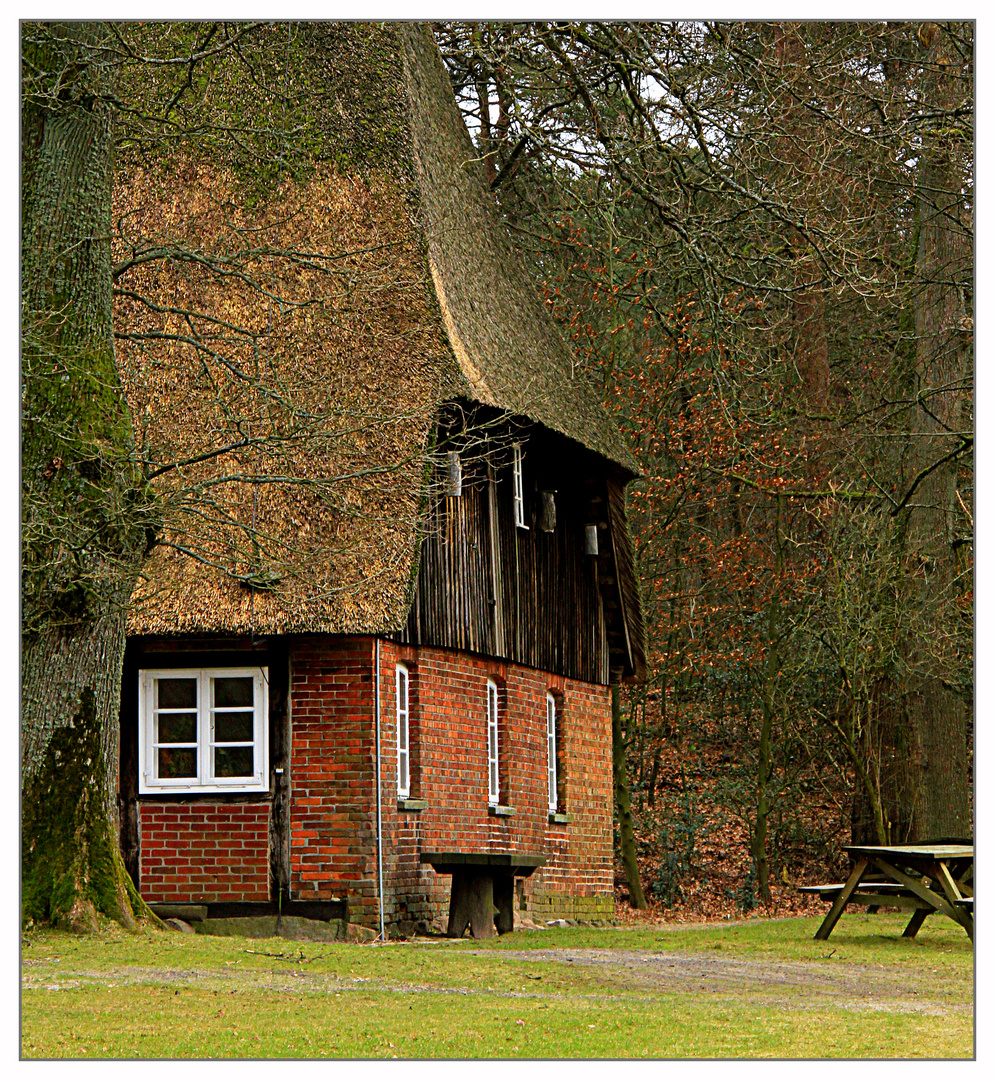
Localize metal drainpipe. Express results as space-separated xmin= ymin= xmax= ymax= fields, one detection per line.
xmin=374 ymin=637 xmax=385 ymax=940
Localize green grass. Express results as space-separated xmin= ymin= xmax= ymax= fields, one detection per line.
xmin=21 ymin=914 xmax=973 ymax=1059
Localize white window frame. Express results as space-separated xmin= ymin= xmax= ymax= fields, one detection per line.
xmin=396 ymin=664 xmax=410 ymax=798
xmin=547 ymin=693 xmax=558 ymax=813
xmin=138 ymin=667 xmax=269 ymax=794
xmin=512 ymin=442 xmax=528 ymax=529
xmin=487 ymin=679 xmax=500 ymax=804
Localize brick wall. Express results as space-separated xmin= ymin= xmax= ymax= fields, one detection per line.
xmin=288 ymin=636 xmax=379 ymax=923
xmin=379 ymin=642 xmax=614 ymax=928
xmin=286 ymin=636 xmax=614 ymax=929
xmin=138 ymin=801 xmax=270 ymax=903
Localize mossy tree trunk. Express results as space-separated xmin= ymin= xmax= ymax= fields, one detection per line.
xmin=21 ymin=23 xmax=156 ymax=931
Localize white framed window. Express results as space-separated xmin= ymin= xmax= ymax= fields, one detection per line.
xmin=547 ymin=693 xmax=558 ymax=812
xmin=139 ymin=667 xmax=268 ymax=794
xmin=396 ymin=664 xmax=410 ymax=798
xmin=487 ymin=679 xmax=500 ymax=804
xmin=512 ymin=442 xmax=528 ymax=529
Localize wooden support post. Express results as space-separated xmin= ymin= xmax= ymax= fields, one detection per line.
xmin=494 ymin=875 xmax=514 ymax=934
xmin=902 ymin=908 xmax=931 ymax=938
xmin=814 ymin=858 xmax=869 ymax=940
xmin=446 ymin=871 xmax=496 ymax=939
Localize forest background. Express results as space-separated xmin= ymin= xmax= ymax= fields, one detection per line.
xmin=16 ymin=17 xmax=974 ymax=929
xmin=434 ymin=19 xmax=975 ymax=918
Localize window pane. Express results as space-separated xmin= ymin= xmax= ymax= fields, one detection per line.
xmin=214 ymin=746 xmax=254 ymax=778
xmin=397 ymin=669 xmax=407 ymax=711
xmin=157 ymin=678 xmax=197 ymax=709
xmin=157 ymin=712 xmax=197 ymax=744
xmin=213 ymin=711 xmax=254 ymax=743
xmin=213 ymin=676 xmax=254 ymax=708
xmin=158 ymin=747 xmax=197 ymax=779
xmin=399 ymin=750 xmax=409 ymax=795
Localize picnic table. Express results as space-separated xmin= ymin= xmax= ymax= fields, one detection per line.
xmin=421 ymin=851 xmax=545 ymax=939
xmin=802 ymin=843 xmax=973 ymax=942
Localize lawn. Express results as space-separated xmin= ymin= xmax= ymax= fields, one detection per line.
xmin=21 ymin=913 xmax=973 ymax=1059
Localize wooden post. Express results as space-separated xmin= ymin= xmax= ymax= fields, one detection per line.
xmin=814 ymin=858 xmax=869 ymax=940
xmin=446 ymin=870 xmax=496 ymax=939
xmin=493 ymin=875 xmax=514 ymax=933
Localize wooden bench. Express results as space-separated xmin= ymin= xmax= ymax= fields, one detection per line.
xmin=799 ymin=881 xmax=932 ymax=915
xmin=421 ymin=852 xmax=545 ymax=939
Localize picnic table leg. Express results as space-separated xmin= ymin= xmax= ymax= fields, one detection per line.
xmin=815 ymin=858 xmax=869 ymax=941
xmin=901 ymin=908 xmax=930 ymax=938
xmin=935 ymin=862 xmax=974 ymax=941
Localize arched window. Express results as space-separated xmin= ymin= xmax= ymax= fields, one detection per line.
xmin=396 ymin=664 xmax=410 ymax=798
xmin=487 ymin=678 xmax=500 ymax=804
xmin=546 ymin=692 xmax=558 ymax=813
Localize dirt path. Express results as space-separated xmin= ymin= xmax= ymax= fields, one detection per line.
xmin=469 ymin=948 xmax=971 ymax=1017
xmin=22 ymin=945 xmax=969 ymax=1019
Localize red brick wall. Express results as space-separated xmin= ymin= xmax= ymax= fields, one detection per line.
xmin=285 ymin=636 xmax=614 ymax=929
xmin=379 ymin=642 xmax=614 ymax=928
xmin=138 ymin=802 xmax=270 ymax=903
xmin=288 ymin=637 xmax=379 ymax=922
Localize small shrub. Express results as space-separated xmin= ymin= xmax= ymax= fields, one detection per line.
xmin=651 ymin=776 xmax=705 ymax=908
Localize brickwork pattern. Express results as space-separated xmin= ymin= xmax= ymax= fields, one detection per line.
xmin=288 ymin=637 xmax=379 ymax=923
xmin=375 ymin=641 xmax=614 ymax=928
xmin=138 ymin=801 xmax=270 ymax=903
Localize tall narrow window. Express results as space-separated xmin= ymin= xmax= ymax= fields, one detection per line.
xmin=396 ymin=664 xmax=410 ymax=798
xmin=546 ymin=693 xmax=558 ymax=812
xmin=512 ymin=443 xmax=528 ymax=529
xmin=487 ymin=679 xmax=500 ymax=804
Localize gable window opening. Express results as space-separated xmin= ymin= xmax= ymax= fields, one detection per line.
xmin=396 ymin=664 xmax=410 ymax=799
xmin=512 ymin=442 xmax=528 ymax=529
xmin=139 ymin=667 xmax=269 ymax=794
xmin=487 ymin=678 xmax=500 ymax=804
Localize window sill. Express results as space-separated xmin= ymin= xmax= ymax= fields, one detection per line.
xmin=397 ymin=798 xmax=428 ymax=812
xmin=548 ymin=812 xmax=572 ymax=825
xmin=488 ymin=804 xmax=515 ymax=817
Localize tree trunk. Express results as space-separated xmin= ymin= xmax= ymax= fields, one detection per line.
xmin=21 ymin=23 xmax=155 ymax=930
xmin=899 ymin=23 xmax=972 ymax=842
xmin=22 ymin=606 xmax=149 ymax=930
xmin=612 ymin=683 xmax=647 ymax=909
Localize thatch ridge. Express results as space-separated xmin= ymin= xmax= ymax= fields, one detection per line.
xmin=399 ymin=24 xmax=640 ymax=478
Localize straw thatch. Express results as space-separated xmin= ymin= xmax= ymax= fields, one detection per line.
xmin=118 ymin=23 xmax=638 ymax=638
xmin=399 ymin=26 xmax=639 ymax=476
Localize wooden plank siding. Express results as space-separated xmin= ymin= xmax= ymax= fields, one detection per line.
xmin=398 ymin=427 xmax=639 ymax=684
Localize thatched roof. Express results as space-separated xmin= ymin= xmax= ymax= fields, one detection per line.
xmin=399 ymin=26 xmax=639 ymax=476
xmin=119 ymin=22 xmax=638 ymax=638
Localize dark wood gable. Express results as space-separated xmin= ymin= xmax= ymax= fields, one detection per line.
xmin=398 ymin=414 xmax=645 ymax=684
